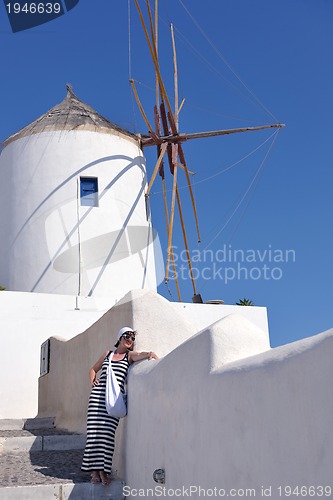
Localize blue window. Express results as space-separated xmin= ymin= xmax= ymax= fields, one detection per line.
xmin=80 ymin=177 xmax=98 ymax=207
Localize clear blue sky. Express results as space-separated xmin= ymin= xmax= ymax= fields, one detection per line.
xmin=1 ymin=0 xmax=332 ymax=348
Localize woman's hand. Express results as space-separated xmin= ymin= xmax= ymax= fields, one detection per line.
xmin=148 ymin=351 xmax=158 ymax=360
xmin=89 ymin=368 xmax=100 ymax=387
xmin=91 ymin=377 xmax=100 ymax=387
xmin=89 ymin=351 xmax=109 ymax=387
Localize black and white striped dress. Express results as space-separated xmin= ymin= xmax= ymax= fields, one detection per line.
xmin=81 ymin=351 xmax=129 ymax=474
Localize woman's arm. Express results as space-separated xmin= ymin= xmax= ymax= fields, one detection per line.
xmin=89 ymin=350 xmax=109 ymax=386
xmin=128 ymin=350 xmax=158 ymax=364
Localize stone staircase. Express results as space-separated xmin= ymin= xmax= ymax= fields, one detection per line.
xmin=0 ymin=418 xmax=125 ymax=499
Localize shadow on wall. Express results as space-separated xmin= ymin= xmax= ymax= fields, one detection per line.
xmin=14 ymin=154 xmax=145 ymax=252
xmin=53 ymin=227 xmax=159 ymax=273
xmin=29 ymin=154 xmax=147 ymax=294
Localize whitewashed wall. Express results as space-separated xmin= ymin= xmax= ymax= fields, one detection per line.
xmin=0 ymin=291 xmax=113 ymax=419
xmin=37 ymin=289 xmax=270 ymax=479
xmin=173 ymin=301 xmax=269 ymax=340
xmin=0 ymin=129 xmax=160 ymax=299
xmin=0 ymin=288 xmax=268 ymax=422
xmin=126 ymin=324 xmax=333 ymax=498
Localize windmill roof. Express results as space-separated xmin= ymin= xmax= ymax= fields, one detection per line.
xmin=3 ymin=84 xmax=139 ymax=148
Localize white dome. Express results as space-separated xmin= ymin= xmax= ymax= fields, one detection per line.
xmin=3 ymin=84 xmax=137 ymax=148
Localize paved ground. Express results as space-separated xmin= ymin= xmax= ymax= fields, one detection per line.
xmin=0 ymin=420 xmax=125 ymax=499
xmin=0 ymin=421 xmax=122 ymax=496
xmin=0 ymin=450 xmax=91 ymax=487
xmin=0 ymin=428 xmax=82 ymax=437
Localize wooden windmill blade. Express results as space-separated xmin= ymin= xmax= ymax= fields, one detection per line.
xmin=140 ymin=123 xmax=285 ymax=146
xmin=147 ymin=0 xmax=183 ymax=300
xmin=163 ymin=21 xmax=200 ymax=297
xmin=144 ymin=6 xmax=200 ymax=296
xmin=133 ymin=0 xmax=175 ymax=126
xmin=131 ymin=0 xmax=284 ymax=302
xmin=131 ymin=0 xmax=185 ymax=298
xmin=171 ymin=25 xmax=202 ymax=248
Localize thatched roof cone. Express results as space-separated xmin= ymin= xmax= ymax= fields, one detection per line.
xmin=2 ymin=84 xmax=138 ymax=149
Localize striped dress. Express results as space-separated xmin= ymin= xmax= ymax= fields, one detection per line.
xmin=81 ymin=351 xmax=130 ymax=474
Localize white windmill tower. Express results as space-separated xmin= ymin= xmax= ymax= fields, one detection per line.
xmin=0 ymin=84 xmax=161 ymax=303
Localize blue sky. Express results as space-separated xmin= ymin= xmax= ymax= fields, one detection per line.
xmin=1 ymin=0 xmax=332 ymax=348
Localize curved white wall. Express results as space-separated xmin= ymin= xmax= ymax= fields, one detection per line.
xmin=37 ymin=289 xmax=270 ymax=479
xmin=126 ymin=324 xmax=333 ymax=497
xmin=0 ymin=130 xmax=160 ymax=298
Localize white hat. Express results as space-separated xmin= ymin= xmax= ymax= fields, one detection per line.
xmin=117 ymin=326 xmax=135 ymax=341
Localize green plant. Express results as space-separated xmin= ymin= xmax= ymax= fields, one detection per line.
xmin=236 ymin=298 xmax=254 ymax=306
xmin=0 ymin=286 xmax=5 ymax=291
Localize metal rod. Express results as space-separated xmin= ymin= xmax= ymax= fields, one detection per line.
xmin=171 ymin=23 xmax=179 ymax=128
xmin=165 ymin=150 xmax=178 ymax=282
xmin=178 ymin=143 xmax=201 ymax=243
xmin=162 ymin=179 xmax=182 ymax=301
xmin=176 ymin=185 xmax=197 ymax=296
xmin=146 ymin=142 xmax=167 ymax=196
xmin=129 ymin=78 xmax=155 ymax=135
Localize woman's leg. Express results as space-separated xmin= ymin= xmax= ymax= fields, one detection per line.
xmin=91 ymin=471 xmax=101 ymax=484
xmin=99 ymin=470 xmax=111 ymax=486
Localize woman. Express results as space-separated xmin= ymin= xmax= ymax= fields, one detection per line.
xmin=81 ymin=326 xmax=158 ymax=485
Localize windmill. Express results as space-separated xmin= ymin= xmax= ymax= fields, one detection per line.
xmin=130 ymin=0 xmax=284 ymax=302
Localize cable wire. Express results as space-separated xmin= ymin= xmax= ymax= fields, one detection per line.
xmin=150 ymin=130 xmax=277 ymax=195
xmin=128 ymin=0 xmax=132 ymax=79
xmin=177 ymin=0 xmax=278 ymax=122
xmin=203 ymin=129 xmax=280 ymax=250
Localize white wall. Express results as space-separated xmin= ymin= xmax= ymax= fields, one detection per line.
xmin=37 ymin=289 xmax=199 ymax=478
xmin=0 ymin=287 xmax=269 ymax=422
xmin=0 ymin=290 xmax=111 ymax=419
xmin=36 ymin=289 xmax=270 ymax=479
xmin=1 ymin=277 xmax=331 ymax=496
xmin=125 ymin=323 xmax=333 ymax=498
xmin=173 ymin=302 xmax=269 ymax=343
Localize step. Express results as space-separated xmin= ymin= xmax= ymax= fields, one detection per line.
xmin=0 ymin=421 xmax=124 ymax=499
xmin=0 ymin=418 xmax=86 ymax=453
xmin=0 ymin=418 xmax=55 ymax=431
xmin=0 ymin=481 xmax=125 ymax=499
xmin=0 ymin=428 xmax=86 ymax=453
xmin=0 ymin=450 xmax=125 ymax=499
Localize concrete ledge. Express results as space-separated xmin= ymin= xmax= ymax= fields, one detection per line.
xmin=24 ymin=418 xmax=55 ymax=431
xmin=0 ymin=481 xmax=125 ymax=499
xmin=0 ymin=418 xmax=55 ymax=431
xmin=43 ymin=434 xmax=86 ymax=451
xmin=0 ymin=420 xmax=26 ymax=431
xmin=0 ymin=484 xmax=59 ymax=500
xmin=0 ymin=434 xmax=86 ymax=453
xmin=62 ymin=481 xmax=125 ymax=499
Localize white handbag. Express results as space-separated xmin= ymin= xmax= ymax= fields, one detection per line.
xmin=105 ymin=351 xmax=127 ymax=418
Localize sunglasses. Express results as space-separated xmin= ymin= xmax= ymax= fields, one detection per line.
xmin=122 ymin=333 xmax=136 ymax=342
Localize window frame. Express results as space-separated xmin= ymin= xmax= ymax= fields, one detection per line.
xmin=80 ymin=176 xmax=99 ymax=207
